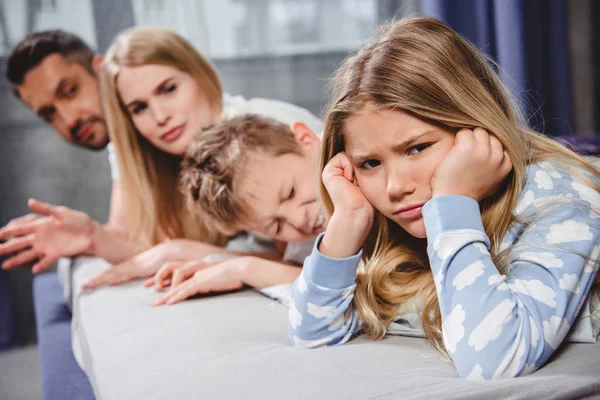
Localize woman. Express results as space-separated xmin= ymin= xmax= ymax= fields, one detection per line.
xmin=289 ymin=17 xmax=600 ymax=380
xmin=0 ymin=26 xmax=321 ymax=288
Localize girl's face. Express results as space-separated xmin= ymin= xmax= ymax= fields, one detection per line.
xmin=117 ymin=64 xmax=219 ymax=155
xmin=344 ymin=107 xmax=456 ymax=238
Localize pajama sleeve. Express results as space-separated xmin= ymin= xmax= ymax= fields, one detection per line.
xmin=288 ymin=233 xmax=363 ymax=348
xmin=424 ymin=163 xmax=600 ymax=380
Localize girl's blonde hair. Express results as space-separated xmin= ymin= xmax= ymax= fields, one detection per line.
xmin=320 ymin=17 xmax=600 ymax=355
xmin=100 ymin=26 xmax=225 ymax=247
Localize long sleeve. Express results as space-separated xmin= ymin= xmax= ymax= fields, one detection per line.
xmin=424 ymin=163 xmax=600 ymax=380
xmin=288 ymin=233 xmax=362 ymax=348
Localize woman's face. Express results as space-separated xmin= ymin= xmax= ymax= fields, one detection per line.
xmin=117 ymin=64 xmax=220 ymax=155
xmin=343 ymin=107 xmax=456 ymax=238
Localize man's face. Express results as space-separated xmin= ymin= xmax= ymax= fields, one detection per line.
xmin=16 ymin=53 xmax=109 ymax=150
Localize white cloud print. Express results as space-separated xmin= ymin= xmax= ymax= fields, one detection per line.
xmin=543 ymin=316 xmax=570 ymax=350
xmin=452 ymin=260 xmax=485 ymax=291
xmin=535 ymin=170 xmax=554 ymax=190
xmin=508 ymin=279 xmax=557 ymax=308
xmin=572 ymin=180 xmax=600 ymax=207
xmin=488 ymin=274 xmax=510 ymax=290
xmin=546 ymin=220 xmax=593 ymax=244
xmin=519 ymin=251 xmax=564 ymax=268
xmin=468 ymin=299 xmax=516 ymax=351
xmin=289 ymin=301 xmax=303 ymax=329
xmin=433 ymin=229 xmax=486 ymax=260
xmin=296 ymin=274 xmax=307 ymax=293
xmin=465 ymin=364 xmax=484 ymax=381
xmin=559 ymin=273 xmax=580 ymax=294
xmin=473 ymin=242 xmax=489 ymax=255
xmin=307 ymin=303 xmax=336 ymax=319
xmin=443 ymin=304 xmax=466 ymax=353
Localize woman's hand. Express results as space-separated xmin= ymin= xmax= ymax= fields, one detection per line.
xmin=82 ymin=241 xmax=179 ymax=289
xmin=0 ymin=199 xmax=94 ymax=273
xmin=319 ymin=152 xmax=374 ymax=258
xmin=432 ymin=128 xmax=513 ymax=201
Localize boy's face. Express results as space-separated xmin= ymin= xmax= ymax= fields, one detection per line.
xmin=237 ymin=123 xmax=326 ymax=243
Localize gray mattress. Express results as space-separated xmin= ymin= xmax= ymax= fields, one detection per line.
xmin=59 ymin=257 xmax=600 ymax=400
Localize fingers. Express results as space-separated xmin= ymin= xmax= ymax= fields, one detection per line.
xmin=0 ymin=216 xmax=50 ymax=241
xmin=472 ymin=127 xmax=491 ymax=150
xmin=171 ymin=262 xmax=207 ymax=289
xmin=143 ymin=277 xmax=155 ymax=288
xmin=0 ymin=235 xmax=34 ymax=256
xmin=5 ymin=214 xmax=40 ymax=228
xmin=454 ymin=128 xmax=474 ymax=145
xmin=487 ymin=133 xmax=512 ymax=174
xmin=339 ymin=153 xmax=355 ymax=183
xmin=170 ymin=269 xmax=187 ymax=288
xmin=325 ymin=152 xmax=355 ymax=183
xmin=1 ymin=248 xmax=42 ymax=270
xmin=28 ymin=198 xmax=63 ymax=219
xmin=82 ymin=270 xmax=112 ymax=289
xmin=82 ymin=267 xmax=126 ymax=289
xmin=31 ymin=254 xmax=58 ymax=274
xmin=153 ymin=262 xmax=181 ymax=291
xmin=152 ymin=276 xmax=203 ymax=306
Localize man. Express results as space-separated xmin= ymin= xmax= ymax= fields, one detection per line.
xmin=2 ymin=30 xmax=118 ymax=270
xmin=6 ymin=29 xmax=108 ymax=150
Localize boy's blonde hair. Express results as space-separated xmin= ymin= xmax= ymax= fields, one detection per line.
xmin=321 ymin=17 xmax=600 ymax=356
xmin=100 ymin=26 xmax=225 ymax=247
xmin=181 ymin=114 xmax=302 ymax=234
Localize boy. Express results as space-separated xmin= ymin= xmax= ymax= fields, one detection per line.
xmin=148 ymin=114 xmax=326 ymax=305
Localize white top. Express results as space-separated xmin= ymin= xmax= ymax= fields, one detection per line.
xmin=106 ymin=93 xmax=323 ymax=181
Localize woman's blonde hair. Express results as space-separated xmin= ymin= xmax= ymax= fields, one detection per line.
xmin=320 ymin=17 xmax=600 ymax=355
xmin=100 ymin=26 xmax=225 ymax=247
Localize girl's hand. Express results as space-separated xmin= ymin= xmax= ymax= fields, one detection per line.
xmin=319 ymin=153 xmax=374 ymax=258
xmin=151 ymin=260 xmax=244 ymax=306
xmin=82 ymin=241 xmax=178 ymax=289
xmin=432 ymin=128 xmax=513 ymax=201
xmin=323 ymin=152 xmax=374 ymax=218
xmin=0 ymin=199 xmax=94 ymax=273
xmin=143 ymin=260 xmax=208 ymax=291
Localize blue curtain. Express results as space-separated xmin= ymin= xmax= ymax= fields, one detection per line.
xmin=421 ymin=0 xmax=573 ymax=137
xmin=0 ymin=262 xmax=16 ymax=350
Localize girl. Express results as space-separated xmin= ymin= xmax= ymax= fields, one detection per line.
xmin=289 ymin=17 xmax=600 ymax=380
xmin=0 ymin=26 xmax=321 ymax=289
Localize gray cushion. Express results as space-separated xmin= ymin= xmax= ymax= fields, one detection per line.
xmin=62 ymin=257 xmax=600 ymax=400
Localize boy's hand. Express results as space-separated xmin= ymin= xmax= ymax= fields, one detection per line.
xmin=319 ymin=153 xmax=374 ymax=258
xmin=144 ymin=260 xmax=208 ymax=290
xmin=151 ymin=260 xmax=244 ymax=306
xmin=432 ymin=128 xmax=513 ymax=201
